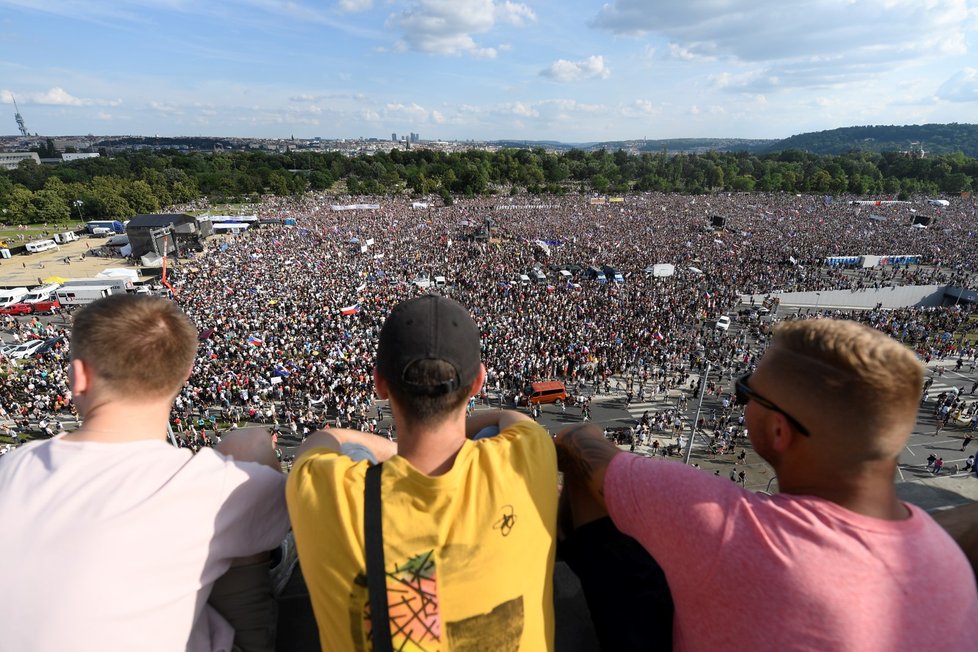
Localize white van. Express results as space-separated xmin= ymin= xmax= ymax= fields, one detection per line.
xmin=53 ymin=231 xmax=79 ymax=244
xmin=433 ymin=275 xmax=447 ymax=288
xmin=23 ymin=283 xmax=62 ymax=303
xmin=0 ymin=287 xmax=30 ymax=307
xmin=25 ymin=240 xmax=58 ymax=254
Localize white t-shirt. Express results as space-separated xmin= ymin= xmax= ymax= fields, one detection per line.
xmin=0 ymin=435 xmax=289 ymax=652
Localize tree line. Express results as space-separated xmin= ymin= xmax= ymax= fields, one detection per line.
xmin=1 ymin=147 xmax=976 ymax=224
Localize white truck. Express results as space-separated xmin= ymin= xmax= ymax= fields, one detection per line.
xmin=55 ymin=278 xmax=134 ymax=306
xmin=55 ymin=284 xmax=120 ymax=306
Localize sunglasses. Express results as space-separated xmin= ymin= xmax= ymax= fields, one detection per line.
xmin=734 ymin=373 xmax=811 ymax=437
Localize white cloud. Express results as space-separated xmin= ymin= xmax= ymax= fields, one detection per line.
xmin=591 ymin=0 xmax=978 ymax=92
xmin=667 ymin=42 xmax=716 ymax=62
xmin=620 ymin=99 xmax=656 ymax=117
xmin=384 ymin=102 xmax=429 ymax=122
xmin=149 ymin=100 xmax=183 ymax=114
xmin=387 ymin=0 xmax=535 ymax=56
xmin=936 ymin=67 xmax=978 ymax=102
xmin=495 ymin=1 xmax=534 ymax=26
xmin=1 ymin=86 xmax=121 ymax=107
xmin=508 ymin=102 xmax=538 ymax=117
xmin=540 ymin=55 xmax=611 ymax=83
xmin=337 ymin=0 xmax=374 ymax=12
xmin=472 ymin=47 xmax=498 ymax=59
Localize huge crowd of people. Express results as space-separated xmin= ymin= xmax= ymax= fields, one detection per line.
xmin=2 ymin=191 xmax=978 ymax=450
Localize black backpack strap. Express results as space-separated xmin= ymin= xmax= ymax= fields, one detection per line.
xmin=364 ymin=462 xmax=393 ymax=652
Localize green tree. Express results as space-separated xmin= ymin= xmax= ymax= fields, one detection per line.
xmin=123 ymin=180 xmax=161 ymax=214
xmin=4 ymin=185 xmax=37 ymax=224
xmin=33 ymin=189 xmax=70 ymax=222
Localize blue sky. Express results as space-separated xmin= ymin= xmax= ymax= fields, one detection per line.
xmin=1 ymin=0 xmax=977 ymax=142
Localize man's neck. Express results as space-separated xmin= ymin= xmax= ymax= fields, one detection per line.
xmin=777 ymin=461 xmax=909 ymax=521
xmin=63 ymin=401 xmax=172 ymax=444
xmin=394 ymin=412 xmax=468 ymax=477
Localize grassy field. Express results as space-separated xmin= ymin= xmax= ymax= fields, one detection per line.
xmin=0 ymin=222 xmax=86 ymax=246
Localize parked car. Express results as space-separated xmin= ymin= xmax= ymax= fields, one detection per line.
xmin=35 ymin=336 xmax=65 ymax=355
xmin=0 ymin=303 xmax=34 ymax=316
xmin=2 ymin=339 xmax=47 ymax=360
xmin=715 ymin=315 xmax=732 ymax=331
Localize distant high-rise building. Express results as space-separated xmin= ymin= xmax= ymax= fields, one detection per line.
xmin=392 ymin=133 xmax=397 ymax=142
xmin=410 ymin=132 xmax=419 ymax=143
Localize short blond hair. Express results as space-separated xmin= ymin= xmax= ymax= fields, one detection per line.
xmin=71 ymin=294 xmax=198 ymax=399
xmin=768 ymin=319 xmax=922 ymax=459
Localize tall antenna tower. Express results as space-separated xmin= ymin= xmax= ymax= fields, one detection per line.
xmin=12 ymin=95 xmax=28 ymax=137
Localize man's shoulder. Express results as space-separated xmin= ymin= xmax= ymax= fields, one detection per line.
xmin=498 ymin=419 xmax=549 ymax=439
xmin=288 ymin=447 xmax=360 ymax=487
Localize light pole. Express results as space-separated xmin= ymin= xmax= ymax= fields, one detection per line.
xmin=74 ymin=199 xmax=85 ymax=223
xmin=685 ymin=360 xmax=711 ymax=465
xmin=815 ymin=292 xmax=822 ymax=312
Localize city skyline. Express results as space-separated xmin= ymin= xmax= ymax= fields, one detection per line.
xmin=0 ymin=0 xmax=976 ymax=142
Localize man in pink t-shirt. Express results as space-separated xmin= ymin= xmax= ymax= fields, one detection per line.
xmin=557 ymin=319 xmax=978 ymax=651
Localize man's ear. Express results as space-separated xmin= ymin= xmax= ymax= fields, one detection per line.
xmin=373 ymin=367 xmax=390 ymax=400
xmin=68 ymin=358 xmax=92 ymax=396
xmin=469 ymin=363 xmax=487 ymax=397
xmin=771 ymin=412 xmax=801 ymax=453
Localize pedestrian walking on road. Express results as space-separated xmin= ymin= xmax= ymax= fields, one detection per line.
xmin=962 ymin=434 xmax=973 ymax=451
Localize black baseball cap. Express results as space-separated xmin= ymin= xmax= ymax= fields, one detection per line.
xmin=376 ymin=295 xmax=481 ymax=395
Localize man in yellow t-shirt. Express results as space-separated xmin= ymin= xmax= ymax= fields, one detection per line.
xmin=287 ymin=295 xmax=557 ymax=651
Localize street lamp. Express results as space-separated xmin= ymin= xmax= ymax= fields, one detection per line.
xmin=685 ymin=360 xmax=712 ymax=465
xmin=815 ymin=292 xmax=822 ymax=312
xmin=74 ymin=199 xmax=85 ymax=222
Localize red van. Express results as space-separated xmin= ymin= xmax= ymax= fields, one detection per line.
xmin=522 ymin=381 xmax=569 ymax=405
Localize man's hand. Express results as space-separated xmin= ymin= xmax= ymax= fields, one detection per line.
xmin=216 ymin=427 xmax=281 ymax=472
xmin=465 ymin=409 xmax=532 ymax=438
xmin=295 ymin=428 xmax=397 ymax=463
xmin=555 ymin=423 xmax=621 ymax=513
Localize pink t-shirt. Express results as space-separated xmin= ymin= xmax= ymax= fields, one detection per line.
xmin=606 ymin=454 xmax=978 ymax=651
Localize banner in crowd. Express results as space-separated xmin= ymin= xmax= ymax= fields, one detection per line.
xmin=331 ymin=204 xmax=380 ymax=211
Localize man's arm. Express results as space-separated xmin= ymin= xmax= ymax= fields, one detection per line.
xmin=465 ymin=409 xmax=532 ymax=438
xmin=295 ymin=427 xmax=397 ymax=463
xmin=555 ymin=423 xmax=622 ymax=521
xmin=931 ymin=502 xmax=978 ymax=581
xmin=215 ymin=427 xmax=281 ymax=472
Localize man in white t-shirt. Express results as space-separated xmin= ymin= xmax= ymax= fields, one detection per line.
xmin=0 ymin=294 xmax=289 ymax=652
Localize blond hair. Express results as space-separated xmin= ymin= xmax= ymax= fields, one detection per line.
xmin=71 ymin=294 xmax=198 ymax=399
xmin=768 ymin=319 xmax=922 ymax=459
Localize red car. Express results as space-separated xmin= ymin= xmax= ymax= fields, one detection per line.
xmin=0 ymin=303 xmax=34 ymax=316
xmin=30 ymin=299 xmax=61 ymax=315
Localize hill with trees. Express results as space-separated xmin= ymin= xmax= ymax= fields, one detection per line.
xmin=749 ymin=123 xmax=978 ymax=156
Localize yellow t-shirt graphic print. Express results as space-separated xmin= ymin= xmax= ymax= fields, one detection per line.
xmin=352 ymin=548 xmax=525 ymax=651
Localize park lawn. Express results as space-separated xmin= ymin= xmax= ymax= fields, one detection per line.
xmin=0 ymin=222 xmax=86 ymax=246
